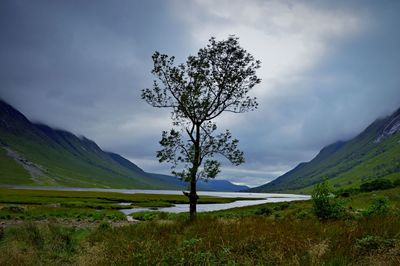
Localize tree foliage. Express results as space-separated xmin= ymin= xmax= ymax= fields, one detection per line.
xmin=142 ymin=36 xmax=261 ymax=218
xmin=311 ymin=181 xmax=345 ymax=219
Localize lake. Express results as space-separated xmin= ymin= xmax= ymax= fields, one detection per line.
xmin=10 ymin=186 xmax=310 ymax=214
xmin=115 ymin=190 xmax=310 ymax=214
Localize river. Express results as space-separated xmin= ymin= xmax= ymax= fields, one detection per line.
xmin=116 ymin=190 xmax=310 ymax=214
xmin=9 ymin=186 xmax=310 ymax=214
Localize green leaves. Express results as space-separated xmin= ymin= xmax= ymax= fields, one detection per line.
xmin=200 ymin=126 xmax=244 ymax=166
xmin=311 ymin=181 xmax=345 ymax=219
xmin=141 ymin=36 xmax=260 ymax=124
xmin=199 ymin=160 xmax=221 ymax=180
xmin=142 ymin=36 xmax=260 ymax=185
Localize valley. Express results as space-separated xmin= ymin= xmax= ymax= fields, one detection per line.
xmin=1 ymin=1 xmax=400 ymax=265
xmin=1 ymin=99 xmax=399 ymax=265
xmin=0 ymin=100 xmax=247 ymax=191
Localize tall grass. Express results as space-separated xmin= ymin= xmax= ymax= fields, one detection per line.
xmin=0 ymin=222 xmax=86 ymax=265
xmin=1 ymin=215 xmax=399 ymax=265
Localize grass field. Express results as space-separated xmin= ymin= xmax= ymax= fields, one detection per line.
xmin=0 ymin=187 xmax=399 ymax=265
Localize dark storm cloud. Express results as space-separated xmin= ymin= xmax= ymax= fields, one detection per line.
xmin=0 ymin=0 xmax=189 ymax=156
xmin=1 ymin=0 xmax=400 ymax=187
xmin=0 ymin=0 xmax=187 ymax=123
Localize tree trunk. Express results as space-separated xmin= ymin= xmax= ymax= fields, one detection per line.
xmin=189 ymin=179 xmax=197 ymax=221
xmin=188 ymin=123 xmax=201 ymax=221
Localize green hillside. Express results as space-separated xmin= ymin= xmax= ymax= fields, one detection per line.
xmin=251 ymin=107 xmax=400 ymax=193
xmin=0 ymin=100 xmax=181 ymax=189
xmin=0 ymin=100 xmax=247 ymax=191
xmin=0 ymin=146 xmax=34 ymax=185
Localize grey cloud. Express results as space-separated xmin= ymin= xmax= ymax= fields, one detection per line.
xmin=1 ymin=0 xmax=400 ymax=187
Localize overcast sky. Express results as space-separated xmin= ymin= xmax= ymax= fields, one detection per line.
xmin=1 ymin=0 xmax=400 ymax=187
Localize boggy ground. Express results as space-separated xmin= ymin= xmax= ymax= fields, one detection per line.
xmin=0 ymin=187 xmax=262 ymax=222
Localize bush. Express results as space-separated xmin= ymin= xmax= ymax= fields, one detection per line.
xmin=334 ymin=187 xmax=360 ymax=197
xmin=255 ymin=207 xmax=273 ymax=216
xmin=363 ymin=197 xmax=391 ymax=217
xmin=311 ymin=181 xmax=345 ymax=219
xmin=296 ymin=209 xmax=312 ymax=219
xmin=274 ymin=202 xmax=290 ymax=211
xmin=360 ymin=179 xmax=393 ymax=192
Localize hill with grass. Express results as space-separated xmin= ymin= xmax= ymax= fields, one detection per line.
xmin=0 ymin=100 xmax=247 ymax=191
xmin=251 ymin=107 xmax=400 ymax=193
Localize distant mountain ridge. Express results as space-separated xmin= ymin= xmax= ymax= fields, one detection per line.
xmin=148 ymin=173 xmax=249 ymax=192
xmin=0 ymin=99 xmax=247 ymax=191
xmin=250 ymin=107 xmax=400 ymax=193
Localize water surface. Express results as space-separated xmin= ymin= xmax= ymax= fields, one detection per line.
xmin=117 ymin=191 xmax=310 ymax=214
xmin=9 ymin=186 xmax=310 ymax=214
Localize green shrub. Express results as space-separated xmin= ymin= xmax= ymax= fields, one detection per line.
xmin=334 ymin=187 xmax=360 ymax=197
xmin=311 ymin=181 xmax=345 ymax=219
xmin=360 ymin=179 xmax=393 ymax=192
xmin=295 ymin=209 xmax=312 ymax=219
xmin=255 ymin=207 xmax=273 ymax=216
xmin=312 ymin=182 xmax=331 ymax=217
xmin=273 ymin=202 xmax=290 ymax=211
xmin=363 ymin=196 xmax=391 ymax=216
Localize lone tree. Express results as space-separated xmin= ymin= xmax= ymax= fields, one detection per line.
xmin=142 ymin=36 xmax=261 ymax=220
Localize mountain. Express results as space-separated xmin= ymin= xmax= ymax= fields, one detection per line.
xmin=196 ymin=179 xmax=249 ymax=192
xmin=106 ymin=152 xmax=147 ymax=175
xmin=148 ymin=173 xmax=249 ymax=192
xmin=0 ymin=99 xmax=177 ymax=189
xmin=250 ymin=107 xmax=400 ymax=193
xmin=0 ymin=100 xmax=246 ymax=191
